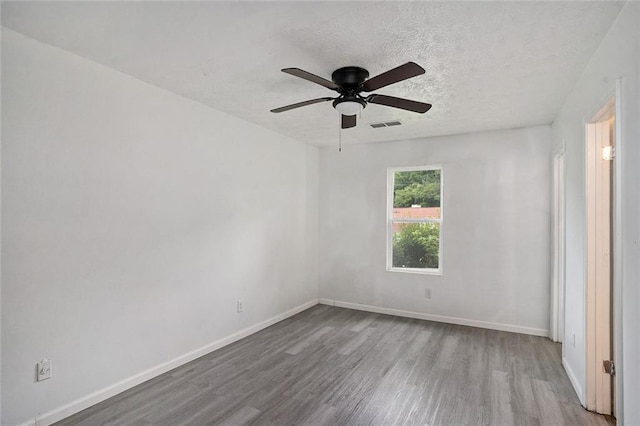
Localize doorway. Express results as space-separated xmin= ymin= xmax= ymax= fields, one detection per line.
xmin=585 ymin=97 xmax=615 ymax=416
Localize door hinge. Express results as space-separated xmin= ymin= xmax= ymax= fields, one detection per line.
xmin=603 ymin=360 xmax=616 ymax=375
xmin=602 ymin=146 xmax=615 ymax=161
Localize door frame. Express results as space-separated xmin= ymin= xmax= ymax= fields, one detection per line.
xmin=551 ymin=151 xmax=565 ymax=343
xmin=612 ymin=79 xmax=623 ymax=422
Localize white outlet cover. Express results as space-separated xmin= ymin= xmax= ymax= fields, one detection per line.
xmin=37 ymin=358 xmax=52 ymax=381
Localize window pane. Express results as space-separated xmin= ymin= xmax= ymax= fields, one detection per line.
xmin=393 ymin=170 xmax=441 ymax=211
xmin=392 ymin=222 xmax=440 ymax=269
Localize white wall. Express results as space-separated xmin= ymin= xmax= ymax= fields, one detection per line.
xmin=318 ymin=126 xmax=552 ymax=334
xmin=551 ymin=3 xmax=639 ymax=423
xmin=1 ymin=29 xmax=318 ymax=426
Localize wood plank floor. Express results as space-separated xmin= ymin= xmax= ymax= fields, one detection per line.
xmin=55 ymin=305 xmax=614 ymax=425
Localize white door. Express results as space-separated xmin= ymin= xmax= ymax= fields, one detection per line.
xmin=585 ymin=101 xmax=615 ymax=416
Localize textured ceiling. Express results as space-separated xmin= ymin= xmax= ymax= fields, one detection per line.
xmin=1 ymin=1 xmax=624 ymax=147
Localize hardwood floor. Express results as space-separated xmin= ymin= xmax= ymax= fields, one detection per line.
xmin=55 ymin=305 xmax=614 ymax=425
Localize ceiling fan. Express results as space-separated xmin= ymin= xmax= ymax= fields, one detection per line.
xmin=270 ymin=62 xmax=432 ymax=129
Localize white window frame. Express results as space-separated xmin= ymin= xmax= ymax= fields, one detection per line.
xmin=386 ymin=165 xmax=443 ymax=275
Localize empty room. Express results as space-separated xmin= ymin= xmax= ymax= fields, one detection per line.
xmin=1 ymin=1 xmax=639 ymax=425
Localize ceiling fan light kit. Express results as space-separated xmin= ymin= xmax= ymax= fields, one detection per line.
xmin=333 ymin=99 xmax=365 ymax=116
xmin=271 ymin=62 xmax=432 ymax=130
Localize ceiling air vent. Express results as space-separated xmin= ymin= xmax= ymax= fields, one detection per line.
xmin=370 ymin=121 xmax=403 ymax=128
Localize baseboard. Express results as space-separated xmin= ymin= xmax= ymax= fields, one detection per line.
xmin=562 ymin=357 xmax=585 ymax=406
xmin=22 ymin=298 xmax=319 ymax=426
xmin=318 ymin=298 xmax=549 ymax=337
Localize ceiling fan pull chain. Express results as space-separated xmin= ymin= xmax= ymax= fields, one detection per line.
xmin=339 ymin=115 xmax=342 ymax=152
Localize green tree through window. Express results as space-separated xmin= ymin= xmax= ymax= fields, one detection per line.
xmin=393 ymin=170 xmax=441 ymax=208
xmin=393 ymin=223 xmax=440 ymax=269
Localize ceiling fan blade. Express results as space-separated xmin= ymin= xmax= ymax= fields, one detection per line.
xmin=366 ymin=94 xmax=432 ymax=113
xmin=361 ymin=62 xmax=425 ymax=92
xmin=270 ymin=97 xmax=334 ymax=113
xmin=282 ymin=68 xmax=340 ymax=91
xmin=342 ymin=114 xmax=357 ymax=129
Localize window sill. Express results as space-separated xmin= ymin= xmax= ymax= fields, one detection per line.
xmin=386 ymin=267 xmax=442 ymax=276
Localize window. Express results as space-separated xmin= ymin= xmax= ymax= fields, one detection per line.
xmin=387 ymin=166 xmax=443 ymax=274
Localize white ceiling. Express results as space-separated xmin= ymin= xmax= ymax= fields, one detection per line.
xmin=1 ymin=1 xmax=624 ymax=147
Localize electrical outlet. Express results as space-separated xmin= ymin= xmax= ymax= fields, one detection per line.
xmin=37 ymin=358 xmax=52 ymax=382
xmin=237 ymin=300 xmax=244 ymax=313
xmin=425 ymin=288 xmax=431 ymax=299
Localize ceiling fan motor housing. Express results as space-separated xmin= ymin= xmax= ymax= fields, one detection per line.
xmin=331 ymin=66 xmax=369 ymax=88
